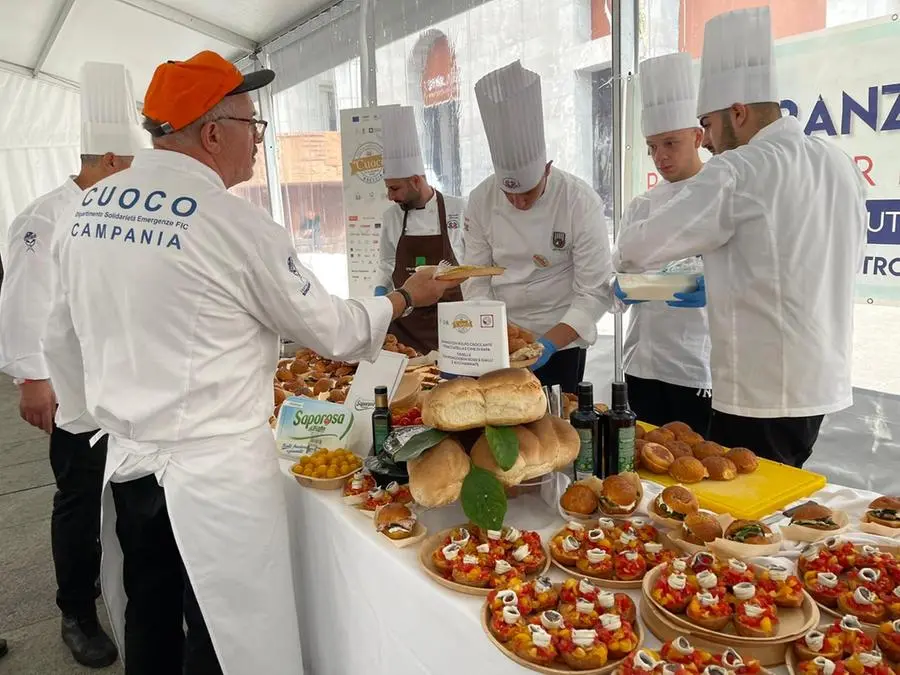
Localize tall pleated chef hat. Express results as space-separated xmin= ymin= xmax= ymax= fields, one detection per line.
xmin=696 ymin=6 xmax=777 ymax=117
xmin=79 ymin=62 xmax=148 ymax=156
xmin=475 ymin=61 xmax=546 ymax=194
xmin=640 ymin=52 xmax=699 ymax=137
xmin=381 ymin=106 xmax=426 ymax=180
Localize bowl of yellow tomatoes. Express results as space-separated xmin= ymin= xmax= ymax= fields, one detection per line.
xmin=290 ymin=448 xmax=363 ymax=490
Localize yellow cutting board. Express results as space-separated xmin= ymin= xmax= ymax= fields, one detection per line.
xmin=636 ymin=423 xmax=827 ymax=520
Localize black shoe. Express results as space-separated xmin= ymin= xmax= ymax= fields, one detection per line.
xmin=61 ymin=615 xmax=118 ymax=668
xmin=0 ymin=638 xmax=7 ymax=658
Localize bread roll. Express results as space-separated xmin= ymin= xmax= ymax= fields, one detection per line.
xmin=421 ymin=378 xmax=484 ymax=431
xmin=420 ymin=369 xmax=547 ymax=431
xmin=523 ymin=414 xmax=580 ymax=470
xmin=407 ymin=438 xmax=470 ymax=508
xmin=470 ymin=425 xmax=544 ymax=486
xmin=479 ymin=368 xmax=546 ymax=426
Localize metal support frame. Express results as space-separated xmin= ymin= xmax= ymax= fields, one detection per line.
xmin=113 ymin=0 xmax=257 ymax=51
xmin=611 ymin=0 xmax=640 ymax=382
xmin=359 ymin=0 xmax=377 ymax=106
xmin=32 ymin=0 xmax=77 ymax=77
xmin=254 ymin=52 xmax=286 ymax=227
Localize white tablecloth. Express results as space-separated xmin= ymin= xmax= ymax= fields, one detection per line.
xmin=280 ymin=462 xmax=890 ymax=675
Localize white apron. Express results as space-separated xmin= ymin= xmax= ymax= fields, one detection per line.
xmin=96 ymin=424 xmax=303 ymax=675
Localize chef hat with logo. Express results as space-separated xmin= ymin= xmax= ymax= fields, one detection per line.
xmin=639 ymin=53 xmax=699 ymax=137
xmin=80 ymin=62 xmax=148 ymax=156
xmin=381 ymin=106 xmax=426 ymax=180
xmin=475 ymin=61 xmax=546 ymax=194
xmin=696 ymin=6 xmax=778 ymax=117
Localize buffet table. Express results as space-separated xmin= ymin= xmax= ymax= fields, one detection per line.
xmin=279 ymin=460 xmax=888 ymax=675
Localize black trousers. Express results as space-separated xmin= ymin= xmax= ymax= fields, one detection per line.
xmin=49 ymin=427 xmax=105 ymax=619
xmin=111 ymin=475 xmax=222 ymax=675
xmin=707 ymin=409 xmax=825 ymax=468
xmin=534 ymin=347 xmax=587 ymax=394
xmin=625 ymin=374 xmax=713 ymax=434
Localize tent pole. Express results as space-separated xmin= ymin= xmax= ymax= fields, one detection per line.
xmin=255 ymin=51 xmax=286 ymax=227
xmin=359 ymin=0 xmax=377 ymax=106
xmin=611 ymin=0 xmax=639 ymax=383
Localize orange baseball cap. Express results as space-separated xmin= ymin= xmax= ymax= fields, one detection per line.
xmin=142 ymin=51 xmax=275 ymax=136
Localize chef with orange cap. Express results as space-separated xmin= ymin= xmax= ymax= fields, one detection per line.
xmin=43 ymin=51 xmax=457 ymax=674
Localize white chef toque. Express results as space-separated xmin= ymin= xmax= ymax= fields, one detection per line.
xmin=475 ymin=61 xmax=546 ymax=194
xmin=696 ymin=6 xmax=778 ymax=117
xmin=640 ymin=52 xmax=699 ymax=137
xmin=381 ymin=105 xmax=426 ymax=180
xmin=80 ymin=62 xmax=149 ymax=156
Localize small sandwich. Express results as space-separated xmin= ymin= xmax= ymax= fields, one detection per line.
xmin=724 ymin=520 xmax=774 ymax=545
xmin=374 ymin=502 xmax=417 ymax=540
xmin=682 ymin=512 xmax=724 ymax=546
xmin=599 ymin=474 xmax=640 ymax=516
xmin=790 ymin=503 xmax=841 ymax=531
xmin=653 ymin=485 xmax=700 ymax=522
xmin=863 ymin=496 xmax=900 ymax=529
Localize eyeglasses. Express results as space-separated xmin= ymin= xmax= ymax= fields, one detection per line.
xmin=214 ymin=116 xmax=268 ymax=141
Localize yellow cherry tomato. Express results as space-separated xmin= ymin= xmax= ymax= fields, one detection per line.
xmin=314 ymin=465 xmax=328 ymax=478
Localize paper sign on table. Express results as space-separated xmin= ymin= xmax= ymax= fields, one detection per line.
xmin=344 ymin=349 xmax=409 ymax=453
xmin=437 ymin=300 xmax=509 ymax=376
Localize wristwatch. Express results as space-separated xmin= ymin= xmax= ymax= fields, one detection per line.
xmin=397 ymin=288 xmax=415 ymax=318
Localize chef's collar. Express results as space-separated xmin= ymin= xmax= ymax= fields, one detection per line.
xmin=747 ymin=114 xmax=798 ymax=146
xmin=132 ymin=147 xmax=226 ymax=190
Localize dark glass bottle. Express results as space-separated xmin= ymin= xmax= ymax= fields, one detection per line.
xmin=371 ymin=386 xmax=391 ymax=456
xmin=570 ymin=382 xmax=601 ymax=481
xmin=603 ymin=381 xmax=637 ymax=476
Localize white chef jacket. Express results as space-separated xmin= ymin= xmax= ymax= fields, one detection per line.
xmin=375 ymin=192 xmax=466 ymax=290
xmin=0 ymin=178 xmax=98 ymax=434
xmin=622 ymin=179 xmax=712 ymax=390
xmin=44 ymin=148 xmax=393 ymax=443
xmin=615 ymin=116 xmax=868 ymax=418
xmin=462 ymin=167 xmax=614 ymax=345
xmin=0 ymin=178 xmax=80 ymax=380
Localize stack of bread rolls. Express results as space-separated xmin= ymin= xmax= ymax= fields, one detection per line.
xmin=470 ymin=414 xmax=580 ymax=486
xmin=421 ymin=368 xmax=547 ymax=431
xmin=408 ymin=370 xmax=579 ymax=503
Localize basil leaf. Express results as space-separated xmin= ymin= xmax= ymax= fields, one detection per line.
xmin=391 ymin=428 xmax=449 ymax=462
xmin=485 ymin=425 xmax=519 ymax=471
xmin=460 ymin=465 xmax=507 ymax=531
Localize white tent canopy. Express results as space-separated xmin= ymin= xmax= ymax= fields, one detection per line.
xmin=0 ymin=0 xmax=335 ymax=91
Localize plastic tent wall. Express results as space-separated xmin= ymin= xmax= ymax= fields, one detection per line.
xmin=0 ymin=73 xmax=79 ymax=262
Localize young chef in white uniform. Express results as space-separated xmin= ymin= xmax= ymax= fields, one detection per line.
xmin=42 ymin=51 xmax=458 ymax=675
xmin=617 ymin=53 xmax=712 ymax=433
xmin=614 ymin=8 xmax=868 ymax=467
xmin=0 ymin=62 xmax=146 ymax=669
xmin=375 ymin=105 xmax=466 ymax=353
xmin=463 ymin=61 xmax=615 ymax=393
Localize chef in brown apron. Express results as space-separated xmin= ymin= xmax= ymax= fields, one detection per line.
xmin=376 ymin=106 xmax=466 ymax=354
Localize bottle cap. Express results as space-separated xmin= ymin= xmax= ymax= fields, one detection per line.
xmin=611 ymin=381 xmax=629 ymax=409
xmin=577 ymin=382 xmax=593 ymax=406
xmin=374 ymin=386 xmax=388 ymax=396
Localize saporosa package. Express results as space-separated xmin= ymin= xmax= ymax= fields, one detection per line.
xmin=275 ymin=397 xmax=355 ymax=459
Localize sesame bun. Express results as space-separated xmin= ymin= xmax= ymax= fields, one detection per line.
xmin=692 ymin=441 xmax=727 ymax=461
xmin=641 ymin=442 xmax=675 ymax=474
xmin=702 ymin=456 xmax=737 ymax=481
xmin=683 ymin=512 xmax=723 ymax=545
xmin=669 ymin=456 xmax=709 ymax=483
xmin=599 ymin=474 xmax=639 ymax=516
xmin=724 ymin=448 xmax=759 ymax=474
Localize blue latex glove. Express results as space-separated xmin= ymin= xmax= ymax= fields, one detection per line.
xmin=529 ymin=336 xmax=558 ymax=372
xmin=374 ymin=286 xmax=389 ymax=297
xmin=667 ymin=276 xmax=706 ymax=308
xmin=614 ymin=279 xmax=646 ymax=305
